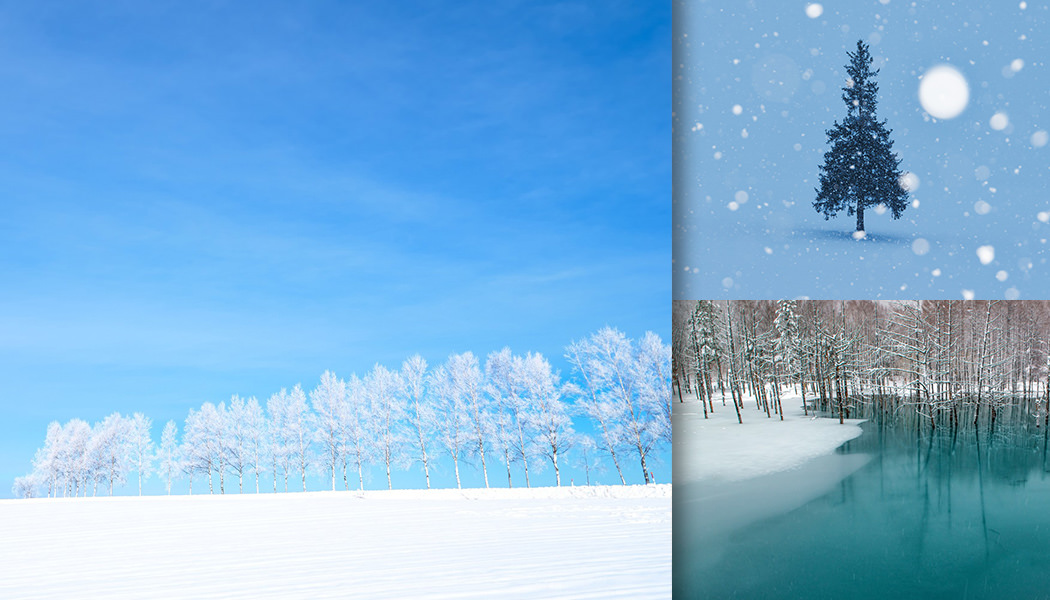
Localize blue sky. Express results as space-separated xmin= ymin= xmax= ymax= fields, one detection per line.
xmin=0 ymin=1 xmax=669 ymax=495
xmin=675 ymin=0 xmax=1050 ymax=299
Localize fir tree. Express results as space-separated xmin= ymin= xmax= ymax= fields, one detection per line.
xmin=814 ymin=40 xmax=909 ymax=233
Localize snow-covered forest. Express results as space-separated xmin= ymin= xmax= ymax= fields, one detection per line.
xmin=673 ymin=300 xmax=1050 ymax=430
xmin=13 ymin=327 xmax=670 ymax=498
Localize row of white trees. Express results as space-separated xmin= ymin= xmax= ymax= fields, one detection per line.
xmin=14 ymin=327 xmax=670 ymax=498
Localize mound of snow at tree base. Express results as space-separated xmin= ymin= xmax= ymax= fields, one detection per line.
xmin=0 ymin=485 xmax=669 ymax=599
xmin=673 ymin=392 xmax=864 ymax=482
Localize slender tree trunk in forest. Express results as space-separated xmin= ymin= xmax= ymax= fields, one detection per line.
xmin=726 ymin=302 xmax=743 ymax=424
xmin=837 ymin=361 xmax=845 ymax=424
xmin=857 ymin=204 xmax=865 ymax=232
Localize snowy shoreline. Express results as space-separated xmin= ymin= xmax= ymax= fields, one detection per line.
xmin=674 ymin=393 xmax=869 ymax=569
xmin=674 ymin=391 xmax=865 ymax=483
xmin=0 ymin=484 xmax=669 ymax=599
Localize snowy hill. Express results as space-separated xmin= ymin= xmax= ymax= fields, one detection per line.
xmin=0 ymin=485 xmax=670 ymax=599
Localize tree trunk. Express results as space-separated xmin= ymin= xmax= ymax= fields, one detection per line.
xmin=553 ymin=451 xmax=561 ymax=487
xmin=856 ymin=204 xmax=865 ymax=232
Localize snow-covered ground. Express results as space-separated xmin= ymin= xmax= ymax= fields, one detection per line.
xmin=674 ymin=391 xmax=864 ymax=483
xmin=0 ymin=485 xmax=670 ymax=599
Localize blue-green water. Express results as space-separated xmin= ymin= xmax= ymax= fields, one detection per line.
xmin=675 ymin=417 xmax=1050 ymax=599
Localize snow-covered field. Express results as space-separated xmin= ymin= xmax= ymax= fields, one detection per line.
xmin=0 ymin=485 xmax=670 ymax=599
xmin=674 ymin=392 xmax=864 ymax=483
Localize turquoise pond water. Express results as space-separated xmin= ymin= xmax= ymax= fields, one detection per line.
xmin=675 ymin=416 xmax=1050 ymax=599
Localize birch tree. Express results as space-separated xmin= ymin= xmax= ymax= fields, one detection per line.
xmin=366 ymin=364 xmax=406 ymax=490
xmin=285 ymin=384 xmax=314 ymax=491
xmin=520 ymin=353 xmax=574 ymax=486
xmin=431 ymin=361 xmax=470 ymax=488
xmin=157 ymin=420 xmax=180 ymax=495
xmin=127 ymin=413 xmax=154 ymax=495
xmin=311 ymin=370 xmax=348 ymax=491
xmin=402 ymin=355 xmax=435 ymax=489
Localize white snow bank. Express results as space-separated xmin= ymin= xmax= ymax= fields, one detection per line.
xmin=674 ymin=391 xmax=864 ymax=483
xmin=0 ymin=485 xmax=670 ymax=599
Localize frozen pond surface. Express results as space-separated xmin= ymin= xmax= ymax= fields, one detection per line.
xmin=676 ymin=416 xmax=1050 ymax=599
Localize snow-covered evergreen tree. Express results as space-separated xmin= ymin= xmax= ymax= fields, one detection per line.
xmin=814 ymin=40 xmax=908 ymax=233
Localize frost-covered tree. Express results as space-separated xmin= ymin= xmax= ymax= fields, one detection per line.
xmin=201 ymin=402 xmax=229 ymax=493
xmin=127 ymin=413 xmax=154 ymax=495
xmin=447 ymin=352 xmax=490 ymax=488
xmin=520 ymin=353 xmax=574 ymax=486
xmin=311 ymin=370 xmax=348 ymax=491
xmin=566 ymin=341 xmax=627 ymax=485
xmin=178 ymin=424 xmax=203 ymax=495
xmin=225 ymin=396 xmax=251 ymax=493
xmin=402 ymin=355 xmax=435 ymax=489
xmin=343 ymin=375 xmax=374 ymax=490
xmin=241 ymin=396 xmax=267 ymax=493
xmin=13 ymin=474 xmax=41 ymax=499
xmin=183 ymin=405 xmax=219 ymax=494
xmin=814 ymin=40 xmax=908 ymax=233
xmin=285 ymin=384 xmax=314 ymax=491
xmin=62 ymin=419 xmax=92 ymax=497
xmin=568 ymin=327 xmax=662 ymax=484
xmin=267 ymin=389 xmax=293 ymax=492
xmin=365 ymin=364 xmax=406 ymax=490
xmin=486 ymin=348 xmax=536 ymax=487
xmin=485 ymin=348 xmax=522 ymax=488
xmin=431 ymin=361 xmax=471 ymax=489
xmin=571 ymin=434 xmax=602 ymax=486
xmin=33 ymin=422 xmax=64 ymax=497
xmin=157 ymin=420 xmax=181 ymax=495
xmin=89 ymin=413 xmax=132 ymax=496
xmin=635 ymin=332 xmax=672 ymax=444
